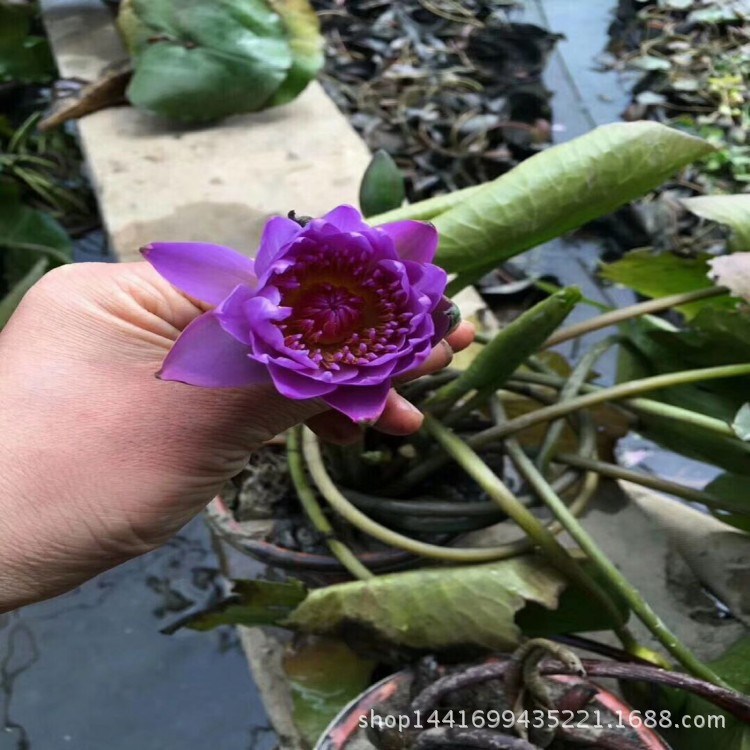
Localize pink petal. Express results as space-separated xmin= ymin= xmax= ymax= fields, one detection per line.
xmin=254 ymin=216 xmax=303 ymax=277
xmin=142 ymin=242 xmax=256 ymax=306
xmin=379 ymin=221 xmax=438 ymax=263
xmin=159 ymin=312 xmax=270 ymax=388
xmin=322 ymin=381 xmax=391 ymax=422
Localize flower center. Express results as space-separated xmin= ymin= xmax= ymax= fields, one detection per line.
xmin=293 ymin=283 xmax=365 ymax=346
xmin=273 ymin=244 xmax=414 ymax=369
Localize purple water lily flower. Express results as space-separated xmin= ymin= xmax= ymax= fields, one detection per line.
xmin=142 ymin=205 xmax=450 ymax=422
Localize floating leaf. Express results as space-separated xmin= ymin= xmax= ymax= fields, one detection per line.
xmin=733 ymin=404 xmax=750 ymax=441
xmin=434 ymin=122 xmax=714 ymax=288
xmin=283 ymin=637 xmax=374 ymax=746
xmin=601 ymin=249 xmax=727 ymax=319
xmin=683 ymin=195 xmax=750 ymax=251
xmin=709 ymin=253 xmax=750 ymax=302
xmin=284 ymin=556 xmax=567 ymax=651
xmin=359 ymin=150 xmax=405 ymax=218
xmin=118 ymin=0 xmax=308 ymax=122
xmin=162 ymin=578 xmax=307 ymax=633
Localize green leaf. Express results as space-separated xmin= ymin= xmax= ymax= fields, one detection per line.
xmin=120 ymin=0 xmax=295 ymax=122
xmin=434 ymin=122 xmax=714 ymax=283
xmin=359 ymin=150 xmax=406 ymax=218
xmin=0 ymin=256 xmax=47 ymax=330
xmin=0 ymin=5 xmax=55 ymax=84
xmin=683 ymin=195 xmax=750 ymax=251
xmin=616 ymin=311 xmax=750 ymax=475
xmin=0 ymin=182 xmax=73 ymax=288
xmin=283 ymin=637 xmax=375 ymax=746
xmin=652 ymin=636 xmax=750 ymax=750
xmin=704 ymin=473 xmax=750 ymax=533
xmin=733 ymin=404 xmax=750 ymax=441
xmin=266 ymin=0 xmax=323 ymax=106
xmin=428 ymin=287 xmax=582 ymax=413
xmin=284 ymin=556 xmax=567 ymax=651
xmin=162 ymin=578 xmax=307 ymax=633
xmin=600 ymin=249 xmax=728 ymax=319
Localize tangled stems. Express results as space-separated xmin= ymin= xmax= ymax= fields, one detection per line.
xmin=300 ymin=427 xmax=596 ymax=564
xmin=395 ymin=362 xmax=750 ymax=494
xmin=287 ymin=426 xmax=374 ymax=581
xmin=424 ymin=416 xmax=633 ymax=640
xmin=504 ymin=435 xmax=730 ymax=687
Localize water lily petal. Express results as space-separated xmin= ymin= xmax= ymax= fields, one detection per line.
xmin=322 ymin=382 xmax=391 ymax=422
xmin=323 ymin=204 xmax=369 ymax=232
xmin=267 ymin=363 xmax=337 ymax=399
xmin=159 ymin=311 xmax=269 ymax=387
xmin=142 ymin=243 xmax=256 ymax=306
xmin=254 ymin=216 xmax=303 ymax=277
xmin=379 ymin=220 xmax=438 ymax=263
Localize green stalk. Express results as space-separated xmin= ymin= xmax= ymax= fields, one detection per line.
xmin=555 ymin=453 xmax=750 ymax=515
xmin=543 ymin=286 xmax=728 ymax=349
xmin=301 ymin=428 xmax=536 ymax=563
xmin=287 ymin=427 xmax=374 ymax=580
xmin=394 ymin=363 xmax=750 ymax=493
xmin=505 ymin=439 xmax=731 ymax=688
xmin=368 ymin=183 xmax=487 ymax=225
xmin=535 ymin=338 xmax=615 ymax=472
xmin=424 ymin=416 xmax=635 ymax=640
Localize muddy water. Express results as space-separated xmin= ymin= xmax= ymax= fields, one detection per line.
xmin=0 ymin=519 xmax=276 ymax=750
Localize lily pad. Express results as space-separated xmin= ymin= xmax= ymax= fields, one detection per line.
xmin=434 ymin=122 xmax=714 ymax=288
xmin=285 ymin=556 xmax=568 ymax=651
xmin=118 ymin=0 xmax=320 ymax=122
xmin=359 ymin=150 xmax=405 ymax=218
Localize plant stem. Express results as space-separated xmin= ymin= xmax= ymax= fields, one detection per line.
xmin=509 ymin=369 xmax=744 ymax=441
xmin=543 ymin=286 xmax=728 ymax=349
xmin=368 ymin=183 xmax=487 ymax=225
xmin=505 ymin=438 xmax=731 ymax=688
xmin=535 ymin=338 xmax=615 ymax=472
xmin=555 ymin=453 xmax=750 ymax=515
xmin=424 ymin=416 xmax=633 ymax=637
xmin=301 ymin=427 xmax=537 ymax=563
xmin=394 ymin=363 xmax=750 ymax=493
xmin=287 ymin=427 xmax=374 ymax=580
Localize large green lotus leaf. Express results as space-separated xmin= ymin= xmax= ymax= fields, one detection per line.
xmin=683 ymin=194 xmax=750 ymax=252
xmin=434 ymin=122 xmax=714 ymax=282
xmin=120 ymin=0 xmax=294 ymax=122
xmin=284 ymin=556 xmax=568 ymax=651
xmin=0 ymin=5 xmax=55 ymax=84
xmin=266 ymin=0 xmax=323 ymax=106
xmin=600 ymin=249 xmax=734 ymax=319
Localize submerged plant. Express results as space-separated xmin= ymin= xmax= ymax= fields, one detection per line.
xmin=143 ymin=206 xmax=450 ymax=421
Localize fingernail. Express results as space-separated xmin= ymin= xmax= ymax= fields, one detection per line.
xmin=443 ymin=298 xmax=462 ymax=335
xmin=440 ymin=338 xmax=454 ymax=365
xmin=400 ymin=396 xmax=423 ymax=415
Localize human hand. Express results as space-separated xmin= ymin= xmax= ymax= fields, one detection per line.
xmin=0 ymin=262 xmax=473 ymax=610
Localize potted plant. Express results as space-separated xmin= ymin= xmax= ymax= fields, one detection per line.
xmin=151 ymin=122 xmax=750 ymax=748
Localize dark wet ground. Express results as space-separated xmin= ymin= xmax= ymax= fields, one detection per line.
xmin=0 ymin=519 xmax=277 ymax=750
